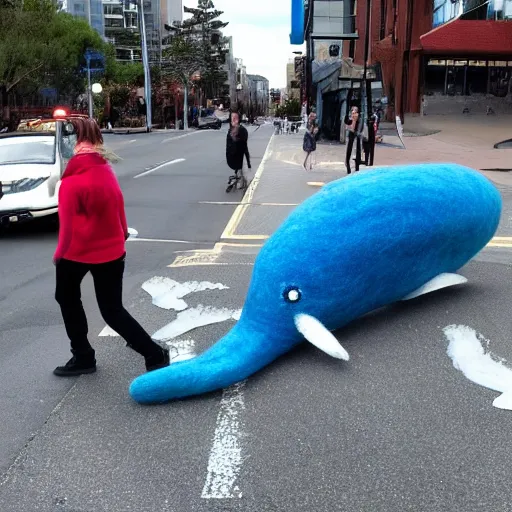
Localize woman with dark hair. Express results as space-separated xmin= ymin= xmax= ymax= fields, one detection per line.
xmin=53 ymin=117 xmax=169 ymax=377
xmin=225 ymin=112 xmax=251 ymax=192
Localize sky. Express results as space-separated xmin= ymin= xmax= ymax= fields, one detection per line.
xmin=191 ymin=0 xmax=305 ymax=89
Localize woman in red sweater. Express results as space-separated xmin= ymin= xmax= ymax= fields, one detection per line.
xmin=53 ymin=117 xmax=169 ymax=377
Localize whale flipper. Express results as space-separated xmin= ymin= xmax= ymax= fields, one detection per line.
xmin=294 ymin=314 xmax=350 ymax=361
xmin=402 ymin=273 xmax=467 ymax=301
xmin=493 ymin=391 xmax=512 ymax=410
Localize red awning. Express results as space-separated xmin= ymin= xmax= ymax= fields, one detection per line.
xmin=420 ymin=19 xmax=512 ymax=56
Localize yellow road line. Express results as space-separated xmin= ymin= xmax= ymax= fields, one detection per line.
xmin=221 ymin=135 xmax=274 ymax=240
xmin=169 ymin=242 xmax=262 ymax=267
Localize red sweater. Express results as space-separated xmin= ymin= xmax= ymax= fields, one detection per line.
xmin=54 ymin=152 xmax=128 ymax=264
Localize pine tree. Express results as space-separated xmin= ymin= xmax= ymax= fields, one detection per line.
xmin=181 ymin=0 xmax=229 ymax=105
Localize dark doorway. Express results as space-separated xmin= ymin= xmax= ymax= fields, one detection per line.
xmin=321 ymin=91 xmax=341 ymax=141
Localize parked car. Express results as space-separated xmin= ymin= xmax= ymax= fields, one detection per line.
xmin=0 ymin=110 xmax=83 ymax=227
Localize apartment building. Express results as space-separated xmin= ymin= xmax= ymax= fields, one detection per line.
xmin=66 ymin=0 xmax=105 ymax=38
xmin=66 ymin=0 xmax=183 ymax=63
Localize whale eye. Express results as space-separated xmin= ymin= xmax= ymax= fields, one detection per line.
xmin=283 ymin=286 xmax=302 ymax=303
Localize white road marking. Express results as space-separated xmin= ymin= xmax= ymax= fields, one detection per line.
xmin=199 ymin=201 xmax=299 ymax=206
xmin=443 ymin=325 xmax=512 ymax=410
xmin=142 ymin=277 xmax=229 ymax=312
xmin=152 ymin=306 xmax=242 ymax=342
xmin=161 ymin=131 xmax=201 ymax=143
xmin=133 ymin=158 xmax=185 ymax=179
xmin=129 ymin=139 xmax=137 ymax=143
xmin=127 ymin=227 xmax=138 ymax=238
xmin=98 ymin=325 xmax=119 ymax=337
xmin=127 ymin=237 xmax=211 ymax=245
xmin=201 ymin=381 xmax=247 ymax=499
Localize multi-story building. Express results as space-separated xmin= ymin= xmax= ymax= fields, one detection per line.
xmin=291 ymin=0 xmax=512 ymax=131
xmin=220 ymin=36 xmax=237 ymax=108
xmin=286 ymin=61 xmax=301 ymax=100
xmin=67 ymin=0 xmax=105 ymax=38
xmin=235 ymin=58 xmax=249 ymax=110
xmin=247 ymin=74 xmax=270 ymax=116
xmin=66 ymin=0 xmax=183 ymax=63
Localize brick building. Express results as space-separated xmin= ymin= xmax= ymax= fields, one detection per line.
xmin=291 ymin=0 xmax=512 ymax=126
xmin=344 ymin=0 xmax=512 ymax=119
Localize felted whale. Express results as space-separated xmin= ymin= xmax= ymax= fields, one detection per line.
xmin=130 ymin=163 xmax=502 ymax=404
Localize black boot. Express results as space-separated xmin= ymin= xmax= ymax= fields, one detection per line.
xmin=54 ymin=350 xmax=96 ymax=377
xmin=145 ymin=346 xmax=170 ymax=372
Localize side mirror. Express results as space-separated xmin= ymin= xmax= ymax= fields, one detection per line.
xmin=63 ymin=122 xmax=75 ymax=135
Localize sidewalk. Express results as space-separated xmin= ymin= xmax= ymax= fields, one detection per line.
xmin=222 ymin=125 xmax=512 ymax=243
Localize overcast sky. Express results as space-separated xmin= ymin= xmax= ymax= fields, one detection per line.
xmin=187 ymin=0 xmax=305 ymax=89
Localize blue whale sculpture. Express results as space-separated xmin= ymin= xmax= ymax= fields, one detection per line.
xmin=130 ymin=163 xmax=501 ymax=404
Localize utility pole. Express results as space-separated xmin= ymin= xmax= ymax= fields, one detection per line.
xmin=138 ymin=0 xmax=152 ymax=132
xmin=362 ymin=0 xmax=375 ymax=166
xmin=86 ymin=55 xmax=93 ymax=119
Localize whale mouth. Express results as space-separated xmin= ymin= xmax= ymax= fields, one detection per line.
xmin=294 ymin=313 xmax=350 ymax=361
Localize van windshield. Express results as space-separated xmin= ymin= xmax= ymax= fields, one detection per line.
xmin=0 ymin=136 xmax=56 ymax=165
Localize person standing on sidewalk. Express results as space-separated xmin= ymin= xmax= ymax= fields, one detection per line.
xmin=53 ymin=117 xmax=169 ymax=377
xmin=344 ymin=106 xmax=363 ymax=174
xmin=303 ymin=123 xmax=319 ymax=171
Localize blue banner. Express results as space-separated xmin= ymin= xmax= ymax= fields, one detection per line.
xmin=290 ymin=0 xmax=305 ymax=44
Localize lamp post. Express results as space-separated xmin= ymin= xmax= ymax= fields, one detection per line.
xmin=362 ymin=0 xmax=375 ymax=166
xmin=138 ymin=0 xmax=152 ymax=132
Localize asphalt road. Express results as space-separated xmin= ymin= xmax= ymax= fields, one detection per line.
xmin=1 ymin=125 xmax=512 ymax=512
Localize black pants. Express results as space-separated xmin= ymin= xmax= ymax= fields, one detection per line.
xmin=55 ymin=255 xmax=160 ymax=359
xmin=345 ymin=132 xmax=361 ymax=173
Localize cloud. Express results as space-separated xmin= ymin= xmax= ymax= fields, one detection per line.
xmin=184 ymin=0 xmax=305 ymax=88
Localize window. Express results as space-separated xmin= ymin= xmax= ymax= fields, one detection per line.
xmin=125 ymin=12 xmax=138 ymax=28
xmin=105 ymin=17 xmax=123 ymax=27
xmin=104 ymin=4 xmax=123 ymax=15
xmin=433 ymin=0 xmax=461 ymax=27
xmin=73 ymin=2 xmax=85 ymax=12
xmin=380 ymin=0 xmax=387 ymax=39
xmin=349 ymin=39 xmax=355 ymax=59
xmin=489 ymin=0 xmax=512 ymax=19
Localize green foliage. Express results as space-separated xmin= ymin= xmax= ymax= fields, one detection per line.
xmin=179 ymin=0 xmax=229 ymax=100
xmin=0 ymin=0 xmax=104 ymax=102
xmin=275 ymin=98 xmax=301 ymax=118
xmin=161 ymin=34 xmax=205 ymax=84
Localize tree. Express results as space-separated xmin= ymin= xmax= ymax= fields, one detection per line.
xmin=0 ymin=0 xmax=104 ymax=120
xmin=161 ymin=33 xmax=205 ymax=130
xmin=181 ymin=0 xmax=229 ymax=104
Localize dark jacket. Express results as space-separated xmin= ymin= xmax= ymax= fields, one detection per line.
xmin=226 ymin=125 xmax=251 ymax=171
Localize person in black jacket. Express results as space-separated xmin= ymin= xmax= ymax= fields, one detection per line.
xmin=226 ymin=112 xmax=251 ymax=189
xmin=344 ymin=106 xmax=363 ymax=174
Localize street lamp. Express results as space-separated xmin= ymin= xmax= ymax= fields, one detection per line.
xmin=138 ymin=0 xmax=152 ymax=132
xmin=362 ymin=0 xmax=375 ymax=166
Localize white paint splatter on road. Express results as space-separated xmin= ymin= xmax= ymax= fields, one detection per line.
xmin=167 ymin=339 xmax=196 ymax=362
xmin=201 ymin=381 xmax=247 ymax=499
xmin=152 ymin=306 xmax=242 ymax=341
xmin=98 ymin=325 xmax=119 ymax=337
xmin=443 ymin=325 xmax=512 ymax=410
xmin=142 ymin=277 xmax=229 ymax=312
xmin=127 ymin=227 xmax=138 ymax=238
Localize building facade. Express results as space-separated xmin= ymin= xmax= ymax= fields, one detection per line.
xmin=291 ymin=0 xmax=512 ymax=125
xmin=344 ymin=0 xmax=512 ymax=118
xmin=287 ymin=61 xmax=301 ymax=100
xmin=67 ymin=0 xmax=105 ymax=38
xmin=247 ymin=74 xmax=270 ymax=116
